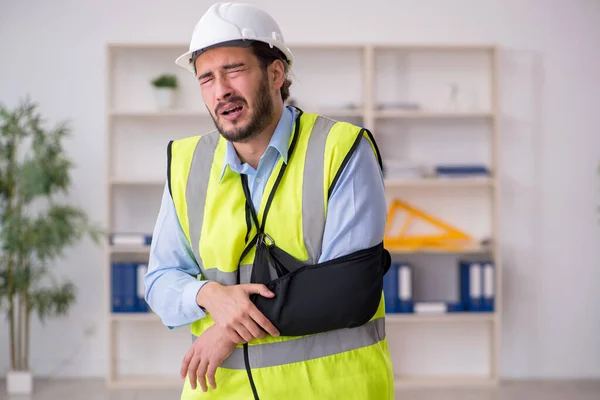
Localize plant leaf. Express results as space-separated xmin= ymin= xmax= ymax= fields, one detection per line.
xmin=31 ymin=204 xmax=103 ymax=262
xmin=28 ymin=281 xmax=76 ymax=323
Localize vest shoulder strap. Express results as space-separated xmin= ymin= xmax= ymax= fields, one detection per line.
xmin=321 ymin=119 xmax=384 ymax=201
xmin=167 ymin=130 xmax=220 ymax=248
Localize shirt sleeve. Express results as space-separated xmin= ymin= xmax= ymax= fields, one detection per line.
xmin=144 ymin=181 xmax=211 ymax=329
xmin=318 ymin=134 xmax=388 ymax=262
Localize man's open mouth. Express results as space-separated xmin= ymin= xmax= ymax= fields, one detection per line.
xmin=221 ymin=104 xmax=243 ymax=115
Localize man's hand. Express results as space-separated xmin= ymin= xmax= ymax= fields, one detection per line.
xmin=180 ymin=325 xmax=237 ymax=392
xmin=197 ymin=282 xmax=280 ymax=344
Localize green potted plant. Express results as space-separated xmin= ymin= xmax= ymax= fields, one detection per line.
xmin=151 ymin=73 xmax=178 ymax=110
xmin=0 ymin=98 xmax=103 ymax=394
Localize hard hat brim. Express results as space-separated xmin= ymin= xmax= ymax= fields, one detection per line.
xmin=175 ymin=39 xmax=294 ymax=75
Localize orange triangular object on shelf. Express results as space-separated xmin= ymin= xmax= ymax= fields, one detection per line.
xmin=384 ymin=199 xmax=477 ymax=251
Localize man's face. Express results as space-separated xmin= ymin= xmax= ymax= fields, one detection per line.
xmin=195 ymin=46 xmax=274 ymax=143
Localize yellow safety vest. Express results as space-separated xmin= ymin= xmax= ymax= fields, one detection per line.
xmin=168 ymin=109 xmax=395 ymax=400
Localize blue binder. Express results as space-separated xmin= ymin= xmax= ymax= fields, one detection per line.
xmin=482 ymin=262 xmax=495 ymax=312
xmin=111 ymin=262 xmax=123 ymax=312
xmin=396 ymin=263 xmax=414 ymax=313
xmin=111 ymin=262 xmax=138 ymax=313
xmin=383 ymin=263 xmax=399 ymax=313
xmin=383 ymin=262 xmax=413 ymax=313
xmin=459 ymin=261 xmax=486 ymax=312
xmin=135 ymin=263 xmax=149 ymax=312
xmin=446 ymin=302 xmax=464 ymax=312
xmin=123 ymin=262 xmax=137 ymax=312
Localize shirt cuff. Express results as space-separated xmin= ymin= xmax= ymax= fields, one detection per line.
xmin=182 ymin=280 xmax=210 ymax=321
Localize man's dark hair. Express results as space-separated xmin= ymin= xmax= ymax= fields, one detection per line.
xmin=249 ymin=41 xmax=292 ymax=102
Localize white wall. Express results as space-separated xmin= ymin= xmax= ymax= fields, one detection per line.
xmin=1 ymin=0 xmax=599 ymax=380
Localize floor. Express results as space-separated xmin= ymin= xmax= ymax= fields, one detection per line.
xmin=1 ymin=379 xmax=599 ymax=400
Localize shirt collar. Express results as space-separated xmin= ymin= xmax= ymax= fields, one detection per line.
xmin=219 ymin=106 xmax=297 ymax=182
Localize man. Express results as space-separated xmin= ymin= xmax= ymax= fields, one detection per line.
xmin=145 ymin=2 xmax=395 ymax=399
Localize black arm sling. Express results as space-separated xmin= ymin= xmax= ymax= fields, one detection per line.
xmin=234 ymin=111 xmax=391 ymax=399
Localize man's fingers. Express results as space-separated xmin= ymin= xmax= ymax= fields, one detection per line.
xmin=187 ymin=355 xmax=201 ymax=390
xmin=226 ymin=327 xmax=245 ymax=345
xmin=241 ymin=283 xmax=274 ymax=298
xmin=207 ymin=361 xmax=218 ymax=390
xmin=180 ymin=348 xmax=194 ymax=379
xmin=243 ymin=318 xmax=266 ymax=340
xmin=197 ymin=359 xmax=209 ymax=392
xmin=234 ymin=322 xmax=255 ymax=343
xmin=250 ymin=308 xmax=280 ymax=337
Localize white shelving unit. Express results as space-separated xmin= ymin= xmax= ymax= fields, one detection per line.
xmin=105 ymin=42 xmax=501 ymax=389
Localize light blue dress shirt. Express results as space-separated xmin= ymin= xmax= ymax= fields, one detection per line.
xmin=144 ymin=106 xmax=388 ymax=329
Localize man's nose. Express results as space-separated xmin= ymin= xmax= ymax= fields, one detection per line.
xmin=215 ymin=77 xmax=233 ymax=102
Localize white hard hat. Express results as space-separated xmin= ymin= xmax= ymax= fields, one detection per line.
xmin=175 ymin=2 xmax=294 ymax=75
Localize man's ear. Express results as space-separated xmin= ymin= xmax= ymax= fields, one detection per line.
xmin=269 ymin=59 xmax=286 ymax=90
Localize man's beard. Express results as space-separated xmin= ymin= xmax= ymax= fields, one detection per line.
xmin=211 ymin=74 xmax=274 ymax=143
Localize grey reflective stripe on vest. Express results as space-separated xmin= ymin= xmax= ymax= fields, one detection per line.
xmin=302 ymin=116 xmax=337 ymax=264
xmin=202 ymin=264 xmax=252 ymax=286
xmin=191 ymin=317 xmax=385 ymax=369
xmin=186 ymin=131 xmax=220 ymax=273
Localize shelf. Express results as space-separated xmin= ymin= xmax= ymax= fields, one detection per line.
xmin=394 ymin=375 xmax=497 ymax=389
xmin=387 ymin=246 xmax=491 ymax=255
xmin=111 ymin=177 xmax=493 ymax=188
xmin=111 ymin=176 xmax=494 ymax=188
xmin=108 ymin=42 xmax=187 ymax=49
xmin=110 ymin=243 xmax=491 ymax=256
xmin=317 ymin=107 xmax=364 ymax=117
xmin=110 ymin=311 xmax=494 ymax=324
xmin=109 ymin=42 xmax=495 ymax=52
xmin=107 ymin=376 xmax=182 ymax=389
xmin=386 ymin=312 xmax=495 ymax=324
xmin=109 ymin=246 xmax=151 ymax=255
xmin=109 ymin=108 xmax=493 ymax=120
xmin=110 ymin=312 xmax=158 ymax=322
xmin=385 ymin=177 xmax=493 ymax=189
xmin=110 ymin=178 xmax=164 ymax=186
xmin=374 ymin=109 xmax=493 ymax=119
xmin=109 ymin=109 xmax=210 ymax=118
xmin=374 ymin=44 xmax=497 ymax=52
